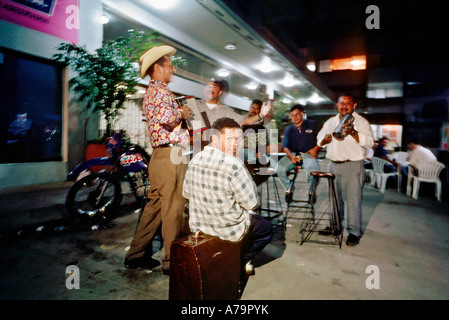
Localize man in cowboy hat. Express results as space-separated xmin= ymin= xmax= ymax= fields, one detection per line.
xmin=124 ymin=45 xmax=192 ymax=274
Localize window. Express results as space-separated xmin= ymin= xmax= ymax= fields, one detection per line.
xmin=0 ymin=48 xmax=63 ymax=163
xmin=318 ymin=55 xmax=367 ymax=73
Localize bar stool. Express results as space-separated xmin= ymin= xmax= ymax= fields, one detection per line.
xmin=256 ymin=168 xmax=284 ymax=224
xmin=298 ymin=171 xmax=343 ymax=248
xmin=245 ymin=163 xmax=284 ymax=224
xmin=283 ymin=166 xmax=311 ymax=228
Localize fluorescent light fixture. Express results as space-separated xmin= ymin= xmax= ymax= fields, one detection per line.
xmin=216 ymin=69 xmax=230 ymax=77
xmin=367 ymin=81 xmax=403 ymax=99
xmin=147 ymin=0 xmax=179 ymax=10
xmin=246 ymin=82 xmax=258 ymax=90
xmin=224 ymin=42 xmax=237 ymax=50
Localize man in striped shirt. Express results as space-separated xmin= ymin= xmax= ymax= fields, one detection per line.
xmin=182 ymin=118 xmax=272 ymax=264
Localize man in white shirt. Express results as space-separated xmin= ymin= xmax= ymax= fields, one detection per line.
xmin=407 ymin=139 xmax=437 ymax=166
xmin=317 ymin=94 xmax=374 ymax=246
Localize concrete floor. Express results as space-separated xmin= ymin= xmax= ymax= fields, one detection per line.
xmin=0 ymin=168 xmax=448 ymax=301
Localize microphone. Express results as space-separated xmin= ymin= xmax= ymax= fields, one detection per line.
xmin=332 ymin=113 xmax=354 ymax=140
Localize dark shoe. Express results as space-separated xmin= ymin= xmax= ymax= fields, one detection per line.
xmin=245 ymin=261 xmax=255 ymax=276
xmin=124 ymin=256 xmax=161 ymax=270
xmin=318 ymin=227 xmax=332 ymax=235
xmin=346 ymin=233 xmax=360 ymax=247
xmin=162 ymin=268 xmax=170 ymax=276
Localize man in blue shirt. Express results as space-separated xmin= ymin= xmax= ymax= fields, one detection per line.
xmin=276 ymin=105 xmax=321 ymax=203
xmin=374 ymin=136 xmax=399 ymax=173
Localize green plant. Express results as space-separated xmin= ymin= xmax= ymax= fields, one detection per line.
xmin=53 ymin=29 xmax=185 ymax=138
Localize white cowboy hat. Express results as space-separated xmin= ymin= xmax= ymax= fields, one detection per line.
xmin=139 ymin=45 xmax=176 ymax=79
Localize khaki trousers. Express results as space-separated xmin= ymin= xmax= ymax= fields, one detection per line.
xmin=126 ymin=147 xmax=187 ymax=270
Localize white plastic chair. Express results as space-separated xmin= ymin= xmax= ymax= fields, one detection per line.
xmin=371 ymin=157 xmax=401 ymax=193
xmin=406 ymin=161 xmax=445 ymax=201
xmin=365 ymin=168 xmax=374 ymax=184
xmin=389 ymin=151 xmax=409 ymax=166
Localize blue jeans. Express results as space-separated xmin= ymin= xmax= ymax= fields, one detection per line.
xmin=276 ymin=153 xmax=320 ymax=191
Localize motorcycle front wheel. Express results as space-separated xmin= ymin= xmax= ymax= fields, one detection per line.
xmin=66 ymin=172 xmax=122 ymax=218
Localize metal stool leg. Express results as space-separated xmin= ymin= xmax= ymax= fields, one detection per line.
xmin=299 ymin=175 xmax=319 ymax=245
xmin=299 ymin=171 xmax=342 ymax=248
xmin=328 ymin=176 xmax=343 ymax=248
xmin=257 ymin=174 xmax=284 ymax=223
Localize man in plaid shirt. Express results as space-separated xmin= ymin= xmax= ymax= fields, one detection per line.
xmin=183 ymin=117 xmax=272 ymax=264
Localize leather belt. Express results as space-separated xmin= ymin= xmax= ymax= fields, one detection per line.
xmin=332 ymin=160 xmax=352 ymax=164
xmin=155 ymin=143 xmax=176 ymax=148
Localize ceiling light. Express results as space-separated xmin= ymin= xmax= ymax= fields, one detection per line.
xmin=99 ymin=15 xmax=109 ymax=24
xmin=281 ymin=74 xmax=301 ymax=87
xmin=306 ymin=62 xmax=316 ymax=72
xmin=308 ymin=93 xmax=324 ymax=104
xmin=246 ymin=82 xmax=258 ymax=90
xmin=224 ymin=42 xmax=237 ymax=50
xmin=331 ymin=55 xmax=366 ymax=71
xmin=216 ymin=69 xmax=230 ymax=77
xmin=147 ymin=0 xmax=179 ymax=10
xmin=255 ymin=57 xmax=277 ymax=73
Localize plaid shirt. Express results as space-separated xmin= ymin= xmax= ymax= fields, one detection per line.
xmin=183 ymin=146 xmax=258 ymax=242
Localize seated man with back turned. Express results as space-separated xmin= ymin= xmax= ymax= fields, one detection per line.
xmin=407 ymin=137 xmax=437 ymax=167
xmin=182 ymin=117 xmax=273 ymax=268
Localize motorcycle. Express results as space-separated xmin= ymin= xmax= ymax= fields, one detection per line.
xmin=66 ymin=132 xmax=150 ymax=219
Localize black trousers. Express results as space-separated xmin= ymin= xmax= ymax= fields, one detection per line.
xmin=241 ymin=214 xmax=273 ymax=263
